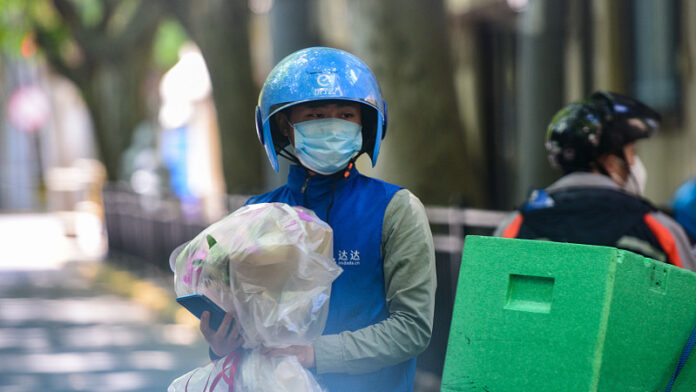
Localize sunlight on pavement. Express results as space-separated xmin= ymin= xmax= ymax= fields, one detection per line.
xmin=0 ymin=327 xmax=50 ymax=351
xmin=0 ymin=297 xmax=154 ymax=325
xmin=1 ymin=352 xmax=117 ymax=373
xmin=67 ymin=371 xmax=150 ymax=391
xmin=0 ymin=351 xmax=178 ymax=384
xmin=0 ymin=213 xmax=106 ymax=270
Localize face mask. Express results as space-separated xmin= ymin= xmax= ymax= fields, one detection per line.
xmin=291 ymin=118 xmax=363 ymax=175
xmin=622 ymin=156 xmax=647 ymax=196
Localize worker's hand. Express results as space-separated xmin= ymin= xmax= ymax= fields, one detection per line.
xmin=200 ymin=311 xmax=242 ymax=357
xmin=262 ymin=345 xmax=315 ymax=368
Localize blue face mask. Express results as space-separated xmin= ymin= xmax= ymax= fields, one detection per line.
xmin=291 ymin=118 xmax=363 ymax=175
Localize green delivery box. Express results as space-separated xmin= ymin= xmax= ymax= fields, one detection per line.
xmin=441 ymin=236 xmax=696 ymax=392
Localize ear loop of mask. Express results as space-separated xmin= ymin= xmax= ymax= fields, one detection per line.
xmin=621 ymin=154 xmax=647 ymax=196
xmin=611 ymin=154 xmax=631 ymax=188
xmin=615 ymin=148 xmax=634 ymax=187
xmin=603 ymin=150 xmax=641 ymax=194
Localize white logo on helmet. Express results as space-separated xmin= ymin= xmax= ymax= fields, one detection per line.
xmin=317 ymin=74 xmax=334 ymax=86
xmin=314 ymin=73 xmax=342 ymax=96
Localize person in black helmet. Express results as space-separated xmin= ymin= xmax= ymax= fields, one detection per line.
xmin=494 ymin=91 xmax=696 ymax=270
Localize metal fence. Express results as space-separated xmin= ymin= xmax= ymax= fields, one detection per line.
xmin=102 ymin=184 xmax=249 ymax=272
xmin=102 ymin=185 xmax=509 ymax=377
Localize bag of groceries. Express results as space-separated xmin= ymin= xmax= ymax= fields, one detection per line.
xmin=167 ymin=202 xmax=342 ymax=392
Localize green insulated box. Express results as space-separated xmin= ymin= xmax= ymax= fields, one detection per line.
xmin=441 ymin=236 xmax=696 ymax=392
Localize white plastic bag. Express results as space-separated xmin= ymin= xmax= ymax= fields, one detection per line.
xmin=234 ymin=349 xmax=324 ymax=392
xmin=169 ymin=203 xmax=340 ymax=391
xmin=168 ymin=350 xmax=324 ymax=392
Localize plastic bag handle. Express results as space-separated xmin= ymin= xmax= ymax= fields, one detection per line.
xmin=209 ymin=352 xmax=241 ymax=392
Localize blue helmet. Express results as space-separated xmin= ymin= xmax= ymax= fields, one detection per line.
xmin=255 ymin=47 xmax=387 ymax=171
xmin=672 ymin=178 xmax=696 ymax=240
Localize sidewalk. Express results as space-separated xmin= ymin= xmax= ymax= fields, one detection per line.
xmin=0 ymin=212 xmax=105 ymax=271
xmin=0 ymin=213 xmax=210 ymax=391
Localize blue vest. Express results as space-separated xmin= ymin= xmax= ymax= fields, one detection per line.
xmin=246 ymin=165 xmax=415 ymax=392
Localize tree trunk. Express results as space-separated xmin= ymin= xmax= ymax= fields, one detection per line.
xmin=514 ymin=0 xmax=567 ymax=202
xmin=348 ymin=0 xmax=485 ymax=206
xmin=35 ymin=0 xmax=162 ymax=182
xmin=81 ymin=52 xmax=151 ymax=182
xmin=170 ymin=0 xmax=262 ymax=195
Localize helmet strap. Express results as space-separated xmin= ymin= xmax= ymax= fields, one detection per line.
xmin=277 ymin=145 xmax=301 ymax=166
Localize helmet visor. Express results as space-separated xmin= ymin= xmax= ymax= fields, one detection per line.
xmin=591 ymin=91 xmax=660 ymax=142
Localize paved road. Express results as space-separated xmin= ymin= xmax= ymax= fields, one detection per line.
xmin=0 ymin=213 xmax=210 ymax=391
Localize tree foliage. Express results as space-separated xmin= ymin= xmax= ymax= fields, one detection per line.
xmin=3 ymin=0 xmax=261 ymax=194
xmin=5 ymin=0 xmax=165 ymax=182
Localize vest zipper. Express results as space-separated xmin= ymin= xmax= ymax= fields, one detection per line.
xmin=301 ymin=175 xmax=310 ymax=206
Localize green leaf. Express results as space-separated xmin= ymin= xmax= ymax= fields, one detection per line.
xmin=206 ymin=234 xmax=218 ymax=248
xmin=152 ymin=18 xmax=188 ymax=70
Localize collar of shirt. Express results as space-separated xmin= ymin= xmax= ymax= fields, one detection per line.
xmin=546 ymin=172 xmax=620 ymax=193
xmin=286 ymin=164 xmax=359 ymax=201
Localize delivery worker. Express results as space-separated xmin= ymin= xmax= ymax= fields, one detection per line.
xmin=494 ymin=91 xmax=696 ymax=270
xmin=200 ymin=47 xmax=437 ymax=392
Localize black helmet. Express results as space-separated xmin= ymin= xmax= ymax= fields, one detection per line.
xmin=545 ymin=91 xmax=661 ymax=173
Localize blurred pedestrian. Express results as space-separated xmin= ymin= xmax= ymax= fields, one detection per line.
xmin=495 ymin=91 xmax=696 ymax=270
xmin=200 ymin=47 xmax=436 ymax=392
